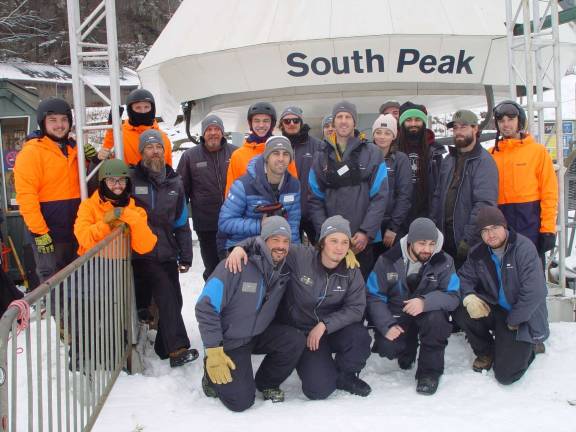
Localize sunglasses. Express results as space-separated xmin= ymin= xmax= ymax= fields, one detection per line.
xmin=282 ymin=118 xmax=301 ymax=125
xmin=493 ymin=103 xmax=520 ymax=120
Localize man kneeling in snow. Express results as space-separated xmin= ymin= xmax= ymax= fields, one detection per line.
xmin=367 ymin=218 xmax=460 ymax=395
xmin=453 ymin=207 xmax=549 ymax=384
xmin=195 ymin=216 xmax=305 ymax=412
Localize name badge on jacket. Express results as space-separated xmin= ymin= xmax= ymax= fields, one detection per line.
xmin=135 ymin=186 xmax=148 ymax=195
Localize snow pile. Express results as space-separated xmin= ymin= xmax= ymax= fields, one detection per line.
xmin=93 ymin=246 xmax=576 ymax=432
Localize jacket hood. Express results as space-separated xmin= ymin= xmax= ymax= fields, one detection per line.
xmin=399 ymin=228 xmax=444 ymax=262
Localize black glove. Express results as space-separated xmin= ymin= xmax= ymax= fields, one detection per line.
xmin=538 ymin=233 xmax=556 ymax=254
xmin=107 ymin=105 xmax=125 ymax=125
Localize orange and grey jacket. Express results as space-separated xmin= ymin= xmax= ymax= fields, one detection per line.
xmin=14 ymin=136 xmax=81 ymax=243
xmin=489 ymin=133 xmax=558 ymax=245
xmin=74 ymin=191 xmax=157 ymax=256
xmin=102 ymin=120 xmax=172 ymax=167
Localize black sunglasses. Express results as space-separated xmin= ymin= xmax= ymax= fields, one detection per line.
xmin=282 ymin=118 xmax=301 ymax=125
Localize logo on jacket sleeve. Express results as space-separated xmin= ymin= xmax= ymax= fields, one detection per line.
xmin=168 ymin=190 xmax=178 ymax=196
xmin=241 ymin=282 xmax=257 ymax=293
xmin=300 ymin=275 xmax=313 ymax=286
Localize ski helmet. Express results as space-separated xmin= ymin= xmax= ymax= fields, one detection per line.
xmin=493 ymin=100 xmax=526 ymax=131
xmin=247 ymin=102 xmax=277 ymax=128
xmin=98 ymin=158 xmax=130 ymax=182
xmin=36 ymin=98 xmax=73 ymax=131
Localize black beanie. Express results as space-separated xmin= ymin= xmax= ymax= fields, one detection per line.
xmin=476 ymin=206 xmax=507 ymax=232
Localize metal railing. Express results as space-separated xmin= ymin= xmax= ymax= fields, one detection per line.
xmin=0 ymin=227 xmax=136 ymax=431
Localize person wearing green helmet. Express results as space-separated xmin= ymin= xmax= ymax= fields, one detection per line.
xmin=74 ymin=158 xmax=157 ymax=256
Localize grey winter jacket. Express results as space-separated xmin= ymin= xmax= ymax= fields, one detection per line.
xmin=458 ymin=229 xmax=549 ymax=344
xmin=430 ymin=143 xmax=499 ymax=248
xmin=195 ymin=237 xmax=290 ymax=350
xmin=366 ymin=230 xmax=460 ymax=334
xmin=130 ymin=163 xmax=192 ymax=265
xmin=287 ymin=129 xmax=322 ymax=220
xmin=176 ymin=138 xmax=236 ymax=232
xmin=308 ymin=136 xmax=388 ymax=240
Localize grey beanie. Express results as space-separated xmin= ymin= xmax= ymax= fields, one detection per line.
xmin=201 ymin=114 xmax=224 ymax=136
xmin=260 ymin=216 xmax=291 ymax=241
xmin=332 ymin=100 xmax=358 ymax=125
xmin=322 ymin=115 xmax=334 ymax=127
xmin=280 ymin=106 xmax=303 ymax=120
xmin=138 ymin=129 xmax=164 ymax=153
xmin=263 ymin=135 xmax=294 ymax=161
xmin=407 ymin=218 xmax=438 ymax=243
xmin=319 ymin=215 xmax=352 ymax=242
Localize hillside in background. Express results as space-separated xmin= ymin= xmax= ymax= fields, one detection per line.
xmin=0 ymin=0 xmax=181 ymax=69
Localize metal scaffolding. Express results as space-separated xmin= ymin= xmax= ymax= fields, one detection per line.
xmin=505 ymin=0 xmax=567 ymax=290
xmin=66 ymin=0 xmax=124 ymax=200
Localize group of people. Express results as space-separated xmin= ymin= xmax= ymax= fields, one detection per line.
xmin=12 ymin=88 xmax=556 ymax=411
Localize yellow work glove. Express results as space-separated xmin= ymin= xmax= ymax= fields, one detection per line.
xmin=463 ymin=294 xmax=491 ymax=319
xmin=34 ymin=233 xmax=54 ymax=254
xmin=205 ymin=347 xmax=236 ymax=385
xmin=103 ymin=207 xmax=123 ymax=225
xmin=345 ymin=249 xmax=360 ymax=269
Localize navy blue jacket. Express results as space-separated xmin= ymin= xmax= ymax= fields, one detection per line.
xmin=366 ymin=232 xmax=460 ymax=334
xmin=431 ymin=143 xmax=499 ymax=248
xmin=130 ymin=163 xmax=192 ymax=265
xmin=458 ymin=229 xmax=549 ymax=344
xmin=195 ymin=237 xmax=290 ymax=350
xmin=218 ymin=155 xmax=301 ymax=248
xmin=308 ymin=136 xmax=388 ymax=240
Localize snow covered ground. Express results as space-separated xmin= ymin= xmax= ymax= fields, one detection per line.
xmin=93 ymin=245 xmax=576 ymax=432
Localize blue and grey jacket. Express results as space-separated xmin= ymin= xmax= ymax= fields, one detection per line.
xmin=308 ymin=135 xmax=388 ymax=240
xmin=430 ymin=143 xmax=499 ymax=248
xmin=366 ymin=230 xmax=460 ymax=334
xmin=218 ymin=155 xmax=301 ymax=249
xmin=458 ymin=229 xmax=549 ymax=344
xmin=195 ymin=237 xmax=290 ymax=350
xmin=130 ymin=163 xmax=192 ymax=265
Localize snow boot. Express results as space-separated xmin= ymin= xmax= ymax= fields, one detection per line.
xmin=169 ymin=347 xmax=199 ymax=368
xmin=261 ymin=387 xmax=285 ymax=403
xmin=398 ymin=355 xmax=415 ymax=370
xmin=416 ymin=376 xmax=439 ymax=395
xmin=202 ymin=375 xmax=218 ymax=398
xmin=336 ymin=372 xmax=372 ymax=397
xmin=534 ymin=342 xmax=545 ymax=355
xmin=472 ymin=354 xmax=493 ymax=372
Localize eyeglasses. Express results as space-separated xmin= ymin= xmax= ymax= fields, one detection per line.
xmin=493 ymin=103 xmax=520 ymax=120
xmin=105 ymin=177 xmax=128 ymax=186
xmin=282 ymin=118 xmax=301 ymax=125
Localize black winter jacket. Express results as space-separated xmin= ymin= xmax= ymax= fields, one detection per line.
xmin=176 ymin=138 xmax=236 ymax=232
xmin=130 ymin=163 xmax=192 ymax=265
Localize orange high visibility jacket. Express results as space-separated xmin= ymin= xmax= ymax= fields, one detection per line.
xmin=489 ymin=133 xmax=558 ymax=241
xmin=224 ymin=139 xmax=298 ymax=196
xmin=102 ymin=120 xmax=172 ymax=166
xmin=14 ymin=136 xmax=81 ymax=242
xmin=74 ymin=191 xmax=157 ymax=256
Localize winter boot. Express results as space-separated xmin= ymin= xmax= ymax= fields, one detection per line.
xmin=336 ymin=372 xmax=372 ymax=397
xmin=261 ymin=387 xmax=285 ymax=403
xmin=169 ymin=347 xmax=199 ymax=368
xmin=416 ymin=376 xmax=439 ymax=395
xmin=202 ymin=375 xmax=217 ymax=398
xmin=472 ymin=354 xmax=493 ymax=372
xmin=398 ymin=355 xmax=415 ymax=370
xmin=534 ymin=342 xmax=546 ymax=355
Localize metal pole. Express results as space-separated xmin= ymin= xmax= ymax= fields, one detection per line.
xmin=551 ymin=0 xmax=566 ymax=290
xmin=505 ymin=0 xmax=517 ymax=99
xmin=521 ymin=0 xmax=535 ymax=133
xmin=105 ymin=0 xmax=124 ymax=161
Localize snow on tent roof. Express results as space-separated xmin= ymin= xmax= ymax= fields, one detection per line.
xmin=0 ymin=61 xmax=140 ymax=88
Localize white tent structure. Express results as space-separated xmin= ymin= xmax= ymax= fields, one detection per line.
xmin=138 ymin=0 xmax=576 ymax=132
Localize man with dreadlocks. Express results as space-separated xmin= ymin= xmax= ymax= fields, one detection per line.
xmin=396 ymin=102 xmax=445 ymax=232
xmin=488 ymin=100 xmax=558 ymax=261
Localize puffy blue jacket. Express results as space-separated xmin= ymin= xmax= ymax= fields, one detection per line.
xmin=218 ymin=155 xmax=301 ymax=248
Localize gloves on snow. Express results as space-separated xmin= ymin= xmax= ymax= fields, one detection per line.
xmin=205 ymin=347 xmax=236 ymax=385
xmin=463 ymin=294 xmax=491 ymax=319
